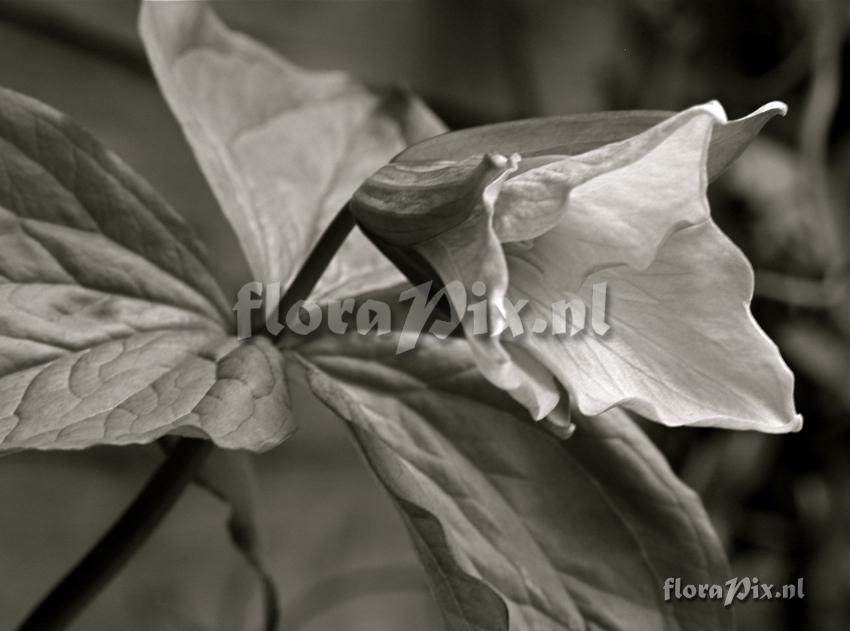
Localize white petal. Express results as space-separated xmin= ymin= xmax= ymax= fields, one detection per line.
xmin=505 ymin=220 xmax=801 ymax=432
xmin=494 ymin=103 xmax=721 ymax=290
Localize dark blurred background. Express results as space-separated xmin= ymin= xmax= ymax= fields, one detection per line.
xmin=0 ymin=1 xmax=848 ymax=629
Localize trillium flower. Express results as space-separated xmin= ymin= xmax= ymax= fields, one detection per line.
xmin=352 ymin=102 xmax=802 ymax=433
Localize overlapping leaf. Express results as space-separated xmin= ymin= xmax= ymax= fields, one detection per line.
xmin=0 ymin=87 xmax=292 ymax=451
xmin=140 ymin=0 xmax=446 ymax=303
xmin=294 ymin=332 xmax=734 ymax=631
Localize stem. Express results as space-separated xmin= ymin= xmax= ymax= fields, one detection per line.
xmin=18 ymin=439 xmax=212 ymax=630
xmin=253 ymin=206 xmax=356 ymax=342
xmin=19 ymin=206 xmax=356 ymax=630
xmin=278 ymin=208 xmax=355 ymax=326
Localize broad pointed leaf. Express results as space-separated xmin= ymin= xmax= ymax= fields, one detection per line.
xmin=139 ymin=0 xmax=446 ymax=302
xmin=293 ymin=332 xmax=734 ymax=631
xmin=0 ymin=87 xmax=293 ymax=451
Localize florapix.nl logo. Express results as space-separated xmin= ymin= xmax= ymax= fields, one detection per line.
xmin=234 ymin=280 xmax=612 ymax=353
xmin=663 ymin=577 xmax=805 ymax=607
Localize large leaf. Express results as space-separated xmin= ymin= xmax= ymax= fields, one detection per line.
xmin=139 ymin=0 xmax=446 ymax=302
xmin=293 ymin=332 xmax=734 ymax=631
xmin=0 ymin=87 xmax=293 ymax=451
